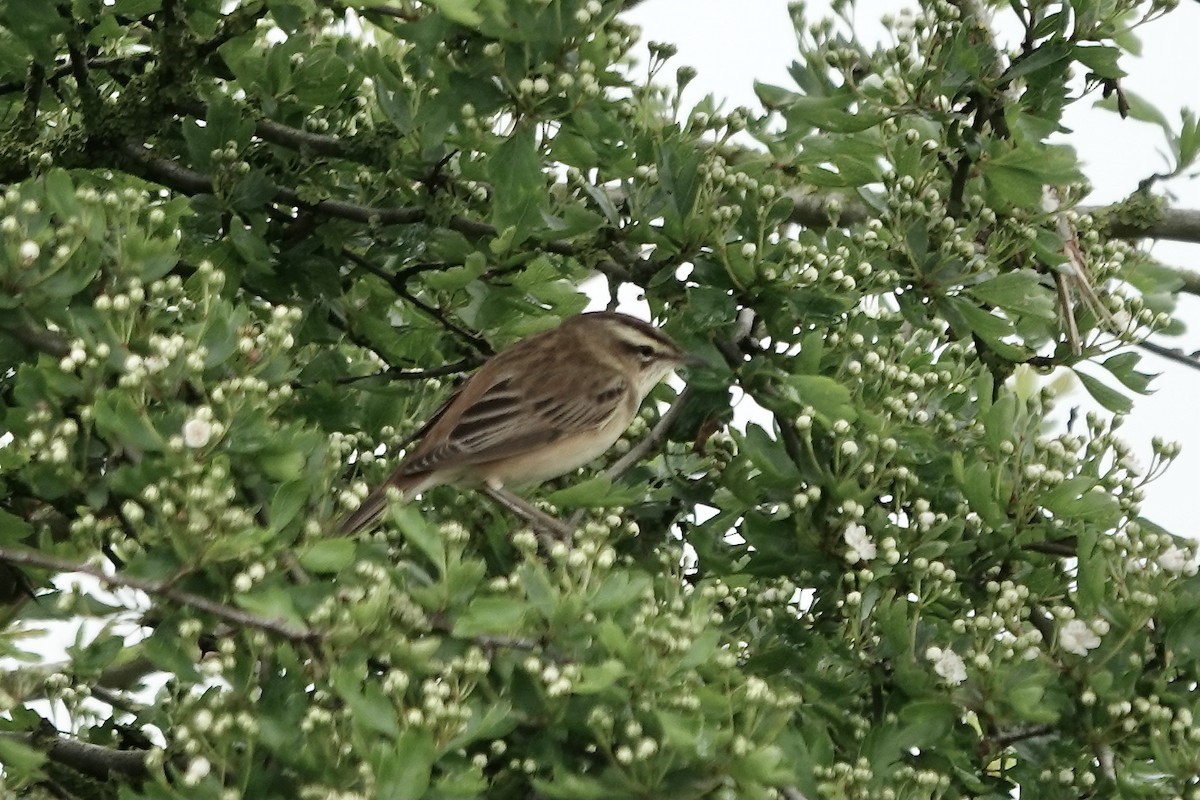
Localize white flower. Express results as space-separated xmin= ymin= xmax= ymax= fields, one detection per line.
xmin=916 ymin=511 xmax=936 ymax=530
xmin=843 ymin=522 xmax=876 ymax=563
xmin=1157 ymin=544 xmax=1194 ymax=575
xmin=1060 ymin=619 xmax=1101 ymax=656
xmin=1040 ymin=186 xmax=1060 ymax=213
xmin=182 ymin=756 xmax=210 ymax=786
xmin=182 ymin=417 xmax=212 ymax=449
xmin=19 ymin=240 xmax=40 ymax=263
xmin=926 ymin=646 xmax=967 ymax=685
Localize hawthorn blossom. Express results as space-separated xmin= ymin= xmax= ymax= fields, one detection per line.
xmin=1060 ymin=620 xmax=1101 ymax=656
xmin=1157 ymin=544 xmax=1195 ymax=575
xmin=843 ymin=522 xmax=876 ymax=563
xmin=182 ymin=417 xmax=212 ymax=449
xmin=925 ymin=646 xmax=967 ymax=685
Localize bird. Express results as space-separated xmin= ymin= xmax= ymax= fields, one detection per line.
xmin=338 ymin=311 xmax=703 ymax=535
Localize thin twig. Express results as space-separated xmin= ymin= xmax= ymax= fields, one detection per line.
xmin=1138 ymin=339 xmax=1200 ymax=371
xmin=481 ymin=486 xmax=574 ymax=543
xmin=0 ymin=547 xmax=317 ymax=642
xmin=341 ymin=249 xmax=493 ymax=354
xmin=333 ymin=359 xmax=476 ymax=385
xmin=603 ymin=386 xmax=694 ymax=481
xmin=988 ymin=724 xmax=1055 ymax=750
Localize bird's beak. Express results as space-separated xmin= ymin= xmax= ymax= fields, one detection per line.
xmin=678 ymin=352 xmax=710 ymax=369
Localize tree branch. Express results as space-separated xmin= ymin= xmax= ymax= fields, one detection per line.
xmin=0 ymin=547 xmax=317 ymax=642
xmin=1092 ymin=205 xmax=1200 ymax=244
xmin=1138 ymin=338 xmax=1200 ymax=371
xmin=0 ymin=731 xmax=151 ymax=780
xmin=603 ymin=386 xmax=695 ymax=481
xmin=0 ymin=318 xmax=70 ymax=357
xmin=333 ymin=359 xmax=477 ymax=386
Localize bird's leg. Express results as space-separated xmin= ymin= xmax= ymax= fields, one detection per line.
xmin=481 ymin=485 xmax=574 ymax=544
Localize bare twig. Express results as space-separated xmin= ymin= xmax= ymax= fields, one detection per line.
xmin=1138 ymin=338 xmax=1200 ymax=371
xmin=481 ymin=486 xmax=575 ymax=543
xmin=333 ymin=359 xmax=477 ymax=386
xmin=0 ymin=547 xmax=317 ymax=642
xmin=603 ymin=387 xmax=695 ymax=482
xmin=988 ymin=724 xmax=1055 ymax=750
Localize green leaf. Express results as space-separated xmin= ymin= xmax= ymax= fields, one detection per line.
xmin=235 ymin=584 xmax=307 ymax=629
xmin=269 ymin=481 xmax=308 ymax=533
xmin=738 ymin=423 xmax=798 ymax=487
xmin=374 ymin=730 xmax=436 ymax=800
xmin=574 ymin=659 xmax=627 ymax=693
xmin=944 ymin=297 xmax=1028 ymax=361
xmin=1074 ymin=44 xmax=1125 ymax=79
xmin=488 ymin=123 xmax=543 ymax=238
xmin=258 ymin=447 xmax=306 ymax=482
xmin=388 ymin=505 xmax=445 ymax=568
xmin=785 ymin=374 xmax=856 ymax=422
xmin=427 ymin=0 xmax=482 ymax=26
xmin=544 ymin=475 xmax=645 ymax=509
xmin=532 ymin=771 xmax=617 ymax=800
xmin=1074 ymin=369 xmax=1133 ymax=414
xmin=960 ymin=460 xmax=1005 ymax=529
xmin=982 ymin=393 xmax=1017 ymax=451
xmin=1095 ymin=88 xmax=1169 ymax=129
xmin=92 ymin=393 xmax=165 ymax=452
xmin=1101 ymin=351 xmax=1156 ymax=394
xmin=453 ymin=596 xmax=528 ymax=636
xmin=297 ymin=538 xmax=356 ymax=573
xmin=0 ymin=736 xmax=47 ymax=781
xmin=1000 ymin=40 xmax=1072 ymax=83
xmin=0 ymin=508 xmax=32 ymax=542
xmin=970 ymin=270 xmax=1057 ymax=320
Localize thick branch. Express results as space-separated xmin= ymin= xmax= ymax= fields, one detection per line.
xmin=0 ymin=319 xmax=70 ymax=357
xmin=0 ymin=731 xmax=151 ymax=780
xmin=0 ymin=547 xmax=317 ymax=642
xmin=1089 ymin=205 xmax=1200 ymax=245
xmin=782 ymin=188 xmax=1200 ymax=245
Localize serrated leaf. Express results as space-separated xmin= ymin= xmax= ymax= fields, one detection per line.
xmin=297 ymin=538 xmax=356 ymax=573
xmin=1074 ymin=44 xmax=1125 ymax=79
xmin=574 ymin=659 xmax=627 ymax=693
xmin=452 ymin=596 xmax=528 ymax=636
xmin=960 ymin=461 xmax=1005 ymax=529
xmin=1101 ymin=351 xmax=1157 ymax=394
xmin=488 ymin=123 xmax=543 ymax=237
xmin=1074 ymin=369 xmax=1132 ymax=414
xmin=269 ymin=481 xmax=308 ymax=533
xmin=544 ymin=475 xmax=645 ymax=509
xmin=388 ymin=505 xmax=445 ymax=568
xmin=970 ymin=270 xmax=1057 ymax=320
xmin=0 ymin=736 xmax=47 ymax=781
xmin=374 ymin=730 xmax=435 ymax=800
xmin=427 ymin=0 xmax=482 ymax=26
xmin=93 ymin=393 xmax=165 ymax=451
xmin=787 ymin=374 xmax=856 ymax=422
xmin=235 ymin=585 xmax=307 ymax=630
xmin=1096 ymin=89 xmax=1169 ymax=129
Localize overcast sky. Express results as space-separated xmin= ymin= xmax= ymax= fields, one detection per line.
xmin=625 ymin=0 xmax=1200 ymax=537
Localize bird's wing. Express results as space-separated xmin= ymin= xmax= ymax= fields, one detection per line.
xmin=397 ymin=366 xmax=630 ymax=476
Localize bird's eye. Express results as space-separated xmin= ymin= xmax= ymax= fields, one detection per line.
xmin=637 ymin=345 xmax=656 ymax=360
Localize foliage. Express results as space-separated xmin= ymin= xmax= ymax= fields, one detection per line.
xmin=0 ymin=0 xmax=1197 ymax=798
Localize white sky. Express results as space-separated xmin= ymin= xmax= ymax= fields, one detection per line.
xmin=625 ymin=0 xmax=1200 ymax=537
